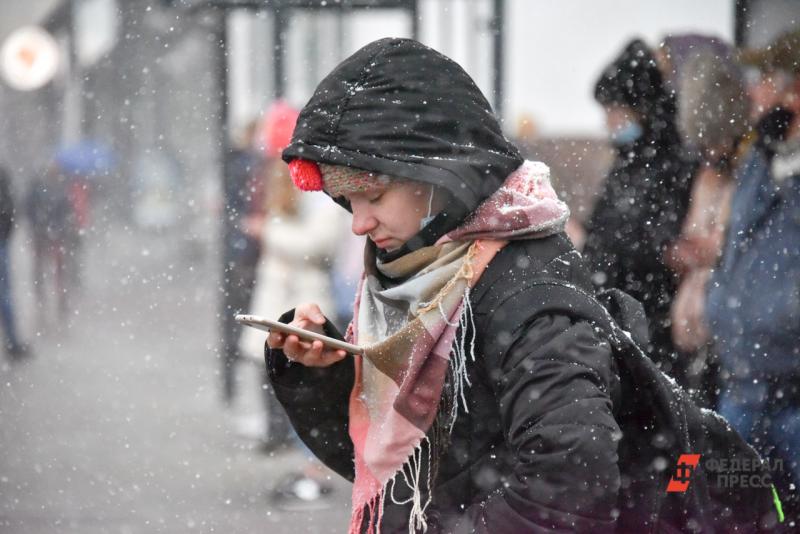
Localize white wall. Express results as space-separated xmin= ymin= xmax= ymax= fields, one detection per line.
xmin=507 ymin=0 xmax=734 ymax=136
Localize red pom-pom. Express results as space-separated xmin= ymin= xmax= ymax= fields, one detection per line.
xmin=288 ymin=159 xmax=324 ymax=191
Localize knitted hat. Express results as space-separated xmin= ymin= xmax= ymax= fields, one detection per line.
xmin=288 ymin=159 xmax=391 ymax=196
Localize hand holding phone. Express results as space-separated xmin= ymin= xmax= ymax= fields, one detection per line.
xmin=237 ymin=303 xmax=356 ymax=368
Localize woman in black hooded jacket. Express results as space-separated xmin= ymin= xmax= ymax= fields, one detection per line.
xmin=263 ymin=38 xmax=621 ymax=533
xmin=582 ymin=39 xmax=695 ymax=373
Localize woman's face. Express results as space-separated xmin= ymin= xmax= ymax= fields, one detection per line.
xmin=342 ymin=180 xmax=435 ymax=251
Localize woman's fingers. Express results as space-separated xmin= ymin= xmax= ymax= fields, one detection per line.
xmin=267 ymin=331 xmax=285 ymax=349
xmin=283 ymin=334 xmax=310 ymax=357
xmin=280 ymin=335 xmax=349 ymax=367
xmin=312 ymin=348 xmax=349 ymax=367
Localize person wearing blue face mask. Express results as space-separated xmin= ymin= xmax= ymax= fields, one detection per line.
xmin=580 ymin=39 xmax=696 ymax=374
xmin=610 ymin=121 xmax=643 ymax=145
xmin=607 ymin=108 xmax=644 ymax=146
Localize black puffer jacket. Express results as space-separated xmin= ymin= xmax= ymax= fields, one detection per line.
xmin=583 ymin=39 xmax=695 ymax=367
xmin=268 ymin=234 xmax=622 ymax=532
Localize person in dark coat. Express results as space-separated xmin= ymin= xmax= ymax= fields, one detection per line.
xmin=0 ymin=165 xmax=28 ymax=359
xmin=260 ymin=38 xmax=622 ymax=533
xmin=25 ymin=167 xmax=79 ymax=321
xmin=582 ymin=39 xmax=695 ymax=374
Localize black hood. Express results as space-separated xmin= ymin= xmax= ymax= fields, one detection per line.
xmin=595 ymin=39 xmax=680 ymax=148
xmin=282 ymin=38 xmax=523 ymax=217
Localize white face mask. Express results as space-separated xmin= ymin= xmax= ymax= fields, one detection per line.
xmin=419 ymin=186 xmax=436 ymax=229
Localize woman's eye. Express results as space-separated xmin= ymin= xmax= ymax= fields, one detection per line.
xmin=368 ymin=193 xmax=383 ymax=203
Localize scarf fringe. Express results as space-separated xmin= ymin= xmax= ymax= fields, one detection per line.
xmin=391 ymin=436 xmax=433 ymax=533
xmin=446 ymin=286 xmax=477 ymax=430
xmin=351 ymin=437 xmax=434 ymax=534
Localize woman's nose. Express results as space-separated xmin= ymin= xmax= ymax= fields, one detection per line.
xmin=351 ymin=207 xmax=377 ymax=236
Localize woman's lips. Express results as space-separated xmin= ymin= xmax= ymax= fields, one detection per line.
xmin=373 ymin=237 xmax=392 ymax=249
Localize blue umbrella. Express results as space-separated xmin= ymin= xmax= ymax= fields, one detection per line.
xmin=55 ymin=140 xmax=116 ymax=177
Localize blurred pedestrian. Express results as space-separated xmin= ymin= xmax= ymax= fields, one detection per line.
xmin=219 ymin=119 xmax=266 ymax=406
xmin=238 ymin=159 xmax=346 ymax=506
xmin=666 ymin=41 xmax=750 ymax=406
xmin=0 ymin=165 xmax=29 ymax=359
xmin=582 ymin=38 xmax=696 ymax=373
xmin=705 ymin=29 xmax=800 ymax=521
xmin=63 ymin=172 xmax=90 ymax=293
xmin=26 ymin=166 xmax=80 ymax=322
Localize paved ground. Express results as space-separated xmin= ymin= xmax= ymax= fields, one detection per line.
xmin=0 ymin=220 xmax=351 ymax=533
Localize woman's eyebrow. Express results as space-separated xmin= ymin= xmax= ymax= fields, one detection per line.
xmin=363 ymin=185 xmax=388 ymax=195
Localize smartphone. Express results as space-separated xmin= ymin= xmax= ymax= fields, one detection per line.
xmin=234 ymin=314 xmax=364 ymax=355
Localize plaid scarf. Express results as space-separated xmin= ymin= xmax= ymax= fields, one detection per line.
xmin=346 ymin=161 xmax=569 ymax=533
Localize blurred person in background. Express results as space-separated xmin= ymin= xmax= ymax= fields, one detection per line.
xmin=26 ymin=166 xmax=80 ymax=323
xmin=582 ymin=38 xmax=696 ymax=374
xmin=665 ymin=39 xmax=750 ymax=407
xmin=64 ymin=171 xmax=91 ymax=292
xmin=705 ymin=29 xmax=800 ymax=522
xmin=219 ymin=119 xmax=266 ymax=407
xmin=238 ymin=158 xmax=347 ymax=506
xmin=0 ymin=165 xmax=29 ymax=359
